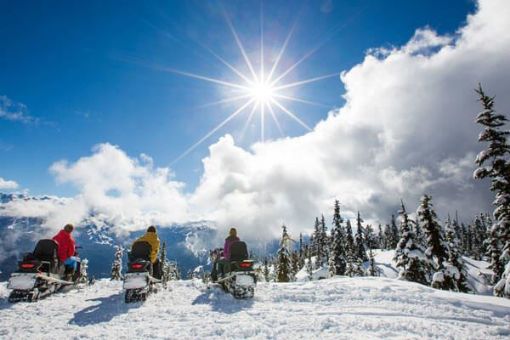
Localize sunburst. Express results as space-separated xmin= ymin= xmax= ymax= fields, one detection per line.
xmin=169 ymin=5 xmax=337 ymax=164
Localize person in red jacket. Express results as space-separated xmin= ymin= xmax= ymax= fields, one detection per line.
xmin=52 ymin=224 xmax=77 ymax=279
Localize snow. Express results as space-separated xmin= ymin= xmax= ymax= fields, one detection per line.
xmin=0 ymin=276 xmax=509 ymax=339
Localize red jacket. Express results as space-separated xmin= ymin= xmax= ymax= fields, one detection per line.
xmin=52 ymin=230 xmax=76 ymax=262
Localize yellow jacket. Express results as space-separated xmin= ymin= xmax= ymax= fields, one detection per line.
xmin=133 ymin=231 xmax=160 ymax=263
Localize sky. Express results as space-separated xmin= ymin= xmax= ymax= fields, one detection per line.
xmin=1 ymin=0 xmax=510 ymax=240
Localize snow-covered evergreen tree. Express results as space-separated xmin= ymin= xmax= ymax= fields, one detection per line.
xmin=276 ymin=225 xmax=292 ymax=283
xmin=110 ymin=245 xmax=123 ymax=281
xmin=306 ymin=251 xmax=313 ymax=281
xmin=473 ymin=85 xmax=510 ymax=297
xmin=345 ymin=254 xmax=364 ymax=277
xmin=387 ymin=215 xmax=400 ymax=249
xmin=345 ymin=219 xmax=354 ymax=254
xmin=263 ymin=258 xmax=271 ymax=282
xmin=329 ymin=200 xmax=347 ymax=276
xmin=417 ymin=195 xmax=454 ymax=290
xmin=290 ymin=251 xmax=300 ymax=281
xmin=320 ymin=214 xmax=329 ymax=263
xmin=394 ymin=201 xmax=429 ymax=285
xmin=367 ymin=248 xmax=380 ymax=277
xmin=444 ymin=217 xmax=471 ymax=292
xmin=355 ymin=212 xmax=368 ymax=261
xmin=378 ymin=224 xmax=385 ymax=249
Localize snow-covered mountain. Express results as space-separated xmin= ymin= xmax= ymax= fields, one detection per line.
xmin=0 ymin=193 xmax=219 ymax=280
xmin=1 ymin=277 xmax=509 ymax=339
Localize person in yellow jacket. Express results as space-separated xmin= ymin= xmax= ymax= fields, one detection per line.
xmin=132 ymin=226 xmax=161 ymax=278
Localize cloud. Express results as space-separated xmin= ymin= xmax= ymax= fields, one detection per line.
xmin=49 ymin=143 xmax=190 ymax=234
xmin=0 ymin=177 xmax=18 ymax=190
xmin=0 ymin=95 xmax=38 ymax=124
xmin=187 ymin=0 xmax=510 ymax=237
xmin=2 ymin=0 xmax=509 ymax=242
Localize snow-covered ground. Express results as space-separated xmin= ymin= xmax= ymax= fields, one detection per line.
xmin=0 ymin=277 xmax=509 ymax=339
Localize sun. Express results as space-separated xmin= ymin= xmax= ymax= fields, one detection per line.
xmin=248 ymin=78 xmax=275 ymax=105
xmin=164 ymin=5 xmax=337 ymax=164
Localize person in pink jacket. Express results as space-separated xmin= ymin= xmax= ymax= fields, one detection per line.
xmin=223 ymin=227 xmax=240 ymax=260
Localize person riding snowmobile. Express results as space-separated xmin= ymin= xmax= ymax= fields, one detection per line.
xmin=132 ymin=226 xmax=161 ymax=279
xmin=214 ymin=227 xmax=240 ymax=279
xmin=52 ymin=223 xmax=77 ymax=280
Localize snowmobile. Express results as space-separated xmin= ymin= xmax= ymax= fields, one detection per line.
xmin=7 ymin=239 xmax=89 ymax=302
xmin=123 ymin=241 xmax=162 ymax=303
xmin=210 ymin=241 xmax=257 ymax=299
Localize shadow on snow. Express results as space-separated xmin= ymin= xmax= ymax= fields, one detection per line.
xmin=69 ymin=292 xmax=140 ymax=326
xmin=192 ymin=286 xmax=253 ymax=313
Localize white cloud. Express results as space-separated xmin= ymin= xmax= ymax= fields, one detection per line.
xmin=2 ymin=0 xmax=509 ymax=242
xmin=0 ymin=177 xmax=18 ymax=190
xmin=0 ymin=95 xmax=37 ymax=124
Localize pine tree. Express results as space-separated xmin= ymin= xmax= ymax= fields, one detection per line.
xmin=276 ymin=226 xmax=292 ymax=283
xmin=159 ymin=241 xmax=171 ymax=287
xmin=387 ymin=215 xmax=400 ymax=249
xmin=110 ymin=245 xmax=123 ymax=281
xmin=306 ymin=251 xmax=313 ymax=281
xmin=367 ymin=248 xmax=380 ymax=277
xmin=321 ymin=214 xmax=329 ymax=262
xmin=444 ymin=217 xmax=471 ymax=292
xmin=345 ymin=219 xmax=354 ymax=254
xmin=298 ymin=233 xmax=305 ymax=269
xmin=394 ymin=200 xmax=429 ymax=285
xmin=263 ymin=258 xmax=271 ymax=282
xmin=355 ymin=212 xmax=368 ymax=261
xmin=345 ymin=254 xmax=364 ymax=277
xmin=329 ymin=200 xmax=347 ymax=275
xmin=418 ymin=195 xmax=455 ymax=290
xmin=290 ymin=251 xmax=300 ymax=281
xmin=474 ymin=85 xmax=510 ymax=297
xmin=378 ymin=224 xmax=385 ymax=250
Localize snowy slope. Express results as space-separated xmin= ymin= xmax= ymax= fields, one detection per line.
xmin=0 ymin=277 xmax=509 ymax=339
xmin=372 ymin=250 xmax=493 ymax=295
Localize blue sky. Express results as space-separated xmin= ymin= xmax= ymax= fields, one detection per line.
xmin=0 ymin=0 xmax=475 ymax=196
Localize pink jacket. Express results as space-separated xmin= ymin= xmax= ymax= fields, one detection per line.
xmin=223 ymin=236 xmax=239 ymax=260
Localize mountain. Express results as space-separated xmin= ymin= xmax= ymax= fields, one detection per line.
xmin=0 ymin=192 xmax=219 ymax=280
xmin=1 ymin=277 xmax=509 ymax=338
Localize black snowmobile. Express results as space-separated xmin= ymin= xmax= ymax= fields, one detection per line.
xmin=210 ymin=241 xmax=256 ymax=299
xmin=7 ymin=239 xmax=89 ymax=302
xmin=123 ymin=241 xmax=162 ymax=303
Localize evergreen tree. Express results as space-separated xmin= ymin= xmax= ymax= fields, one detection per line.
xmin=417 ymin=195 xmax=454 ymax=290
xmin=474 ymin=85 xmax=510 ymax=297
xmin=445 ymin=217 xmax=471 ymax=292
xmin=355 ymin=212 xmax=368 ymax=261
xmin=394 ymin=200 xmax=429 ymax=285
xmin=387 ymin=215 xmax=400 ymax=249
xmin=473 ymin=214 xmax=488 ymax=260
xmin=345 ymin=219 xmax=354 ymax=254
xmin=329 ymin=200 xmax=347 ymax=275
xmin=345 ymin=254 xmax=364 ymax=277
xmin=276 ymin=226 xmax=292 ymax=283
xmin=110 ymin=245 xmax=123 ymax=281
xmin=306 ymin=251 xmax=314 ymax=281
xmin=378 ymin=224 xmax=385 ymax=249
xmin=320 ymin=214 xmax=329 ymax=263
xmin=298 ymin=233 xmax=305 ymax=269
xmin=290 ymin=251 xmax=300 ymax=281
xmin=367 ymin=248 xmax=380 ymax=277
xmin=263 ymin=258 xmax=271 ymax=282
xmin=159 ymin=242 xmax=171 ymax=287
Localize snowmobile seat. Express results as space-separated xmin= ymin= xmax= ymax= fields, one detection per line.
xmin=130 ymin=241 xmax=152 ymax=262
xmin=230 ymin=241 xmax=249 ymax=262
xmin=32 ymin=239 xmax=59 ymax=273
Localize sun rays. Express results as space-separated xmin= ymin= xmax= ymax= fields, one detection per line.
xmin=169 ymin=4 xmax=337 ymax=164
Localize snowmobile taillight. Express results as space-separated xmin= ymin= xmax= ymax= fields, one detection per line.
xmin=239 ymin=262 xmax=252 ymax=269
xmin=131 ymin=263 xmax=143 ymax=269
xmin=20 ymin=263 xmax=35 ymax=269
